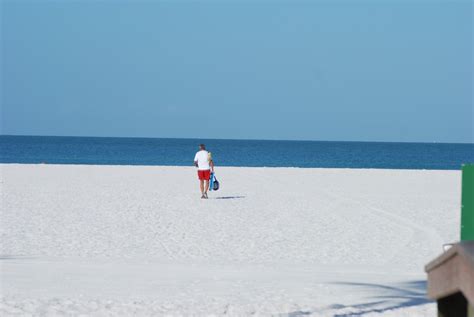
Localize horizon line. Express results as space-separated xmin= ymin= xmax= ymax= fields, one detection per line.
xmin=1 ymin=134 xmax=473 ymax=145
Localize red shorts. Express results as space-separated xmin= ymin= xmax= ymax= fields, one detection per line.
xmin=198 ymin=169 xmax=211 ymax=181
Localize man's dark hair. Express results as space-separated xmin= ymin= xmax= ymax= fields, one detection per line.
xmin=199 ymin=144 xmax=206 ymax=150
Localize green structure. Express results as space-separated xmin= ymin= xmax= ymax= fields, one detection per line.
xmin=461 ymin=164 xmax=474 ymax=241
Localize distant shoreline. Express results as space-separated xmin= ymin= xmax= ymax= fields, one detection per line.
xmin=0 ymin=162 xmax=463 ymax=172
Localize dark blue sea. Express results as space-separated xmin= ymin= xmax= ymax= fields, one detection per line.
xmin=1 ymin=135 xmax=473 ymax=170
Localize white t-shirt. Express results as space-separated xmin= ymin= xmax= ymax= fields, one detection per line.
xmin=194 ymin=150 xmax=211 ymax=170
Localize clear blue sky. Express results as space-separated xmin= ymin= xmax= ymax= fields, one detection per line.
xmin=1 ymin=0 xmax=472 ymax=143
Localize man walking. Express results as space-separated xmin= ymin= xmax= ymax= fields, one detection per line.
xmin=194 ymin=144 xmax=214 ymax=199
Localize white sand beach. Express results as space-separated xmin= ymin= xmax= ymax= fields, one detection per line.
xmin=0 ymin=164 xmax=461 ymax=316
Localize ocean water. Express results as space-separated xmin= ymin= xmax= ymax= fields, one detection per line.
xmin=1 ymin=135 xmax=473 ymax=170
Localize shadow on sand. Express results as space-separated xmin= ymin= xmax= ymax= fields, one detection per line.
xmin=284 ymin=280 xmax=432 ymax=317
xmin=213 ymin=196 xmax=246 ymax=200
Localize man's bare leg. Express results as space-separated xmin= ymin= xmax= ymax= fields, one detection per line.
xmin=200 ymin=180 xmax=205 ymax=198
xmin=204 ymin=180 xmax=209 ymax=198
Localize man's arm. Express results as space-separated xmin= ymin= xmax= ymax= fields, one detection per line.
xmin=210 ymin=160 xmax=214 ymax=172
